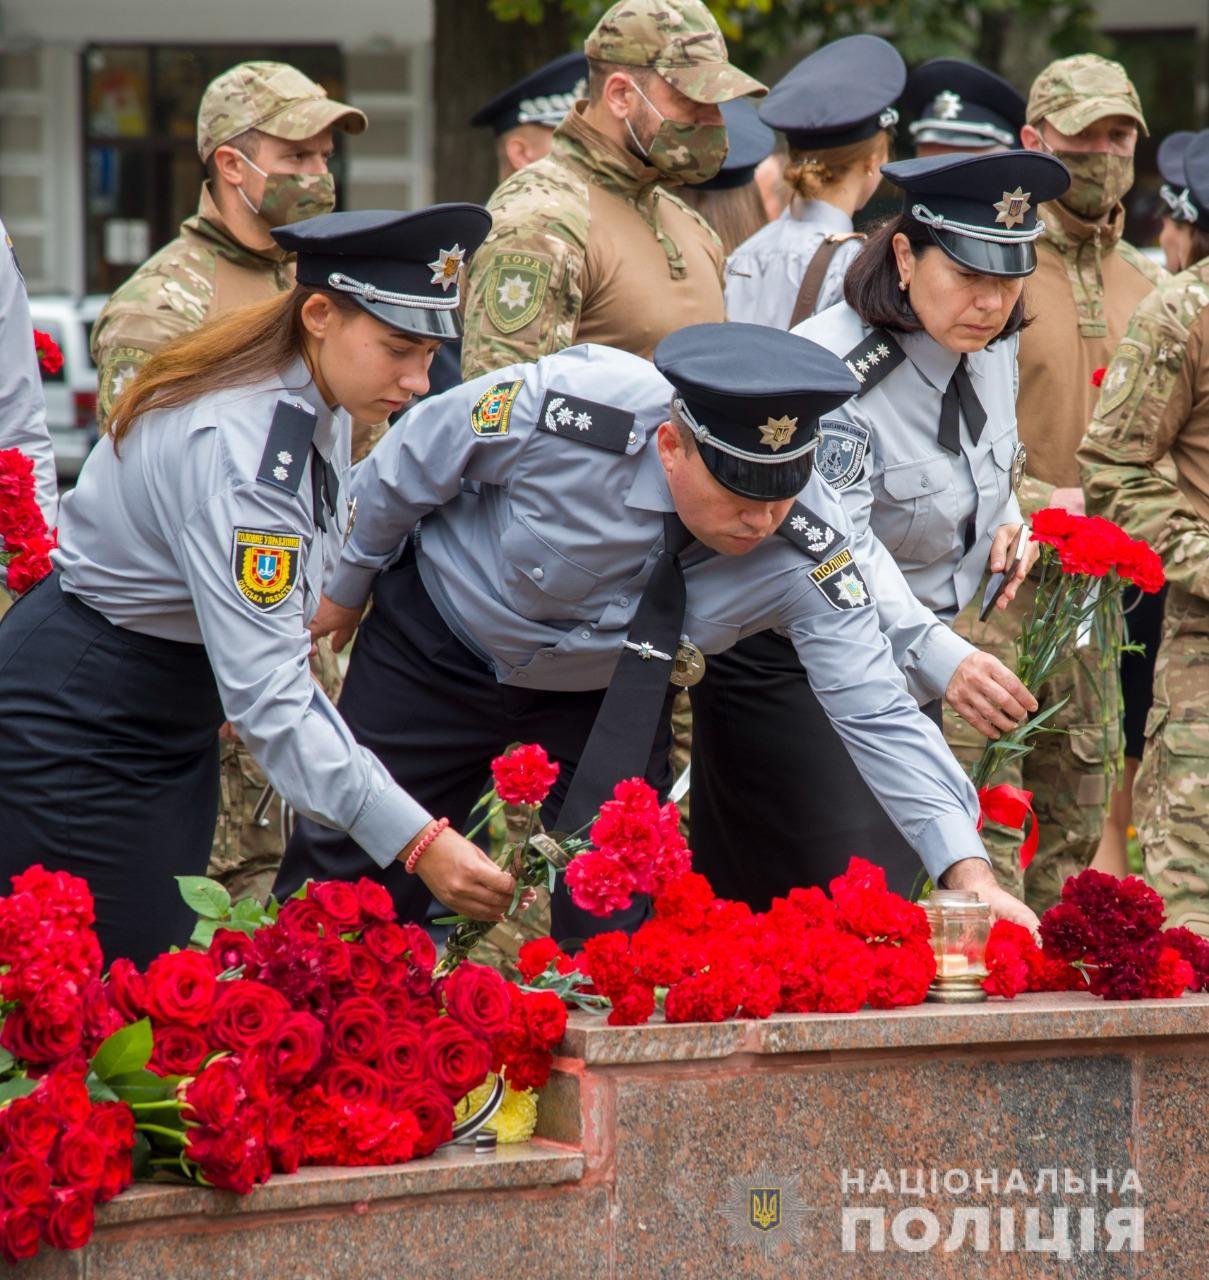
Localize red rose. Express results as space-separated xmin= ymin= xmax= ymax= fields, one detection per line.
xmin=208 ymin=928 xmax=256 ymax=974
xmin=52 ymin=1125 xmax=108 ymax=1191
xmin=440 ymin=963 xmax=513 ymax=1038
xmin=275 ymin=896 xmax=330 ymax=941
xmin=40 ymin=1070 xmax=91 ymax=1128
xmin=362 ymin=922 xmax=411 ymax=966
xmin=354 ymin=878 xmax=396 ymax=923
xmin=149 ymin=1023 xmax=210 ymax=1076
xmin=317 ymin=936 xmax=353 ymax=987
xmin=379 ymin=1025 xmax=426 ymax=1086
xmin=266 ymin=1099 xmax=303 ymax=1175
xmin=490 ymin=743 xmax=560 ymax=805
xmin=422 ymin=1018 xmax=492 ymax=1101
xmin=104 ymin=957 xmax=147 ymax=1021
xmin=395 ymin=1082 xmax=454 ymax=1156
xmin=42 ymin=1187 xmax=94 ymax=1253
xmin=310 ymin=881 xmax=364 ymax=932
xmin=346 ymin=946 xmax=384 ymax=996
xmin=1 ymin=1097 xmax=58 ymax=1160
xmin=329 ymin=996 xmax=388 ymax=1064
xmin=320 ymin=1062 xmax=386 ymax=1107
xmin=143 ymin=950 xmax=218 ymax=1027
xmin=86 ymin=1101 xmax=135 ymax=1154
xmin=0 ymin=1155 xmax=52 ymax=1211
xmin=210 ymin=980 xmax=290 ymax=1053
xmin=0 ymin=1005 xmax=81 ymax=1065
xmin=96 ymin=1154 xmax=133 ymax=1203
xmin=183 ymin=1058 xmax=245 ymax=1128
xmin=267 ymin=1012 xmax=326 ymax=1086
xmin=0 ymin=1205 xmax=42 ymax=1264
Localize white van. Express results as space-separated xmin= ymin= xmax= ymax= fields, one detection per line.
xmin=27 ymin=295 xmax=107 ymax=482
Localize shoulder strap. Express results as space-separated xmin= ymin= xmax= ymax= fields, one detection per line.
xmin=841 ymin=328 xmax=906 ymax=397
xmin=788 ymin=232 xmax=866 ymax=330
xmin=775 ymin=501 xmax=841 ymax=562
xmin=257 ymin=399 xmax=317 ymax=496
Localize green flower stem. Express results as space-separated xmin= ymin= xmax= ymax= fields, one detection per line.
xmin=137 ymin=1123 xmax=187 ymax=1145
xmin=463 ymin=799 xmax=506 ymax=844
xmin=128 ymin=1100 xmax=184 ymax=1113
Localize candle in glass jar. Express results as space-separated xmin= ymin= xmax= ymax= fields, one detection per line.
xmin=937 ymin=952 xmax=970 ymax=976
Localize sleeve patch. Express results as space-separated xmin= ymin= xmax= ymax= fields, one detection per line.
xmin=815 ymin=418 xmax=870 ymax=491
xmin=809 ymin=547 xmax=872 ymax=611
xmin=471 ymin=379 xmax=524 ymax=436
xmin=231 ymin=528 xmax=302 ymax=611
xmin=257 ymin=400 xmax=317 ymax=494
xmin=537 ymin=389 xmax=634 ymax=453
xmin=1097 ymin=343 xmax=1147 ymax=416
xmin=484 ymin=251 xmax=553 ymax=334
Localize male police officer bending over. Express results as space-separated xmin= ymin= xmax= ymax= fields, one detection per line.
xmin=275 ymin=324 xmax=1038 ymax=938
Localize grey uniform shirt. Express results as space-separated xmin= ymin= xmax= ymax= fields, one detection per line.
xmin=793 ymin=302 xmax=1024 ymax=702
xmin=0 ymin=219 xmax=58 ymax=527
xmin=328 ymin=342 xmax=988 ymax=884
xmin=53 ymin=356 xmax=428 ymax=866
xmin=725 ymin=200 xmax=864 ymax=329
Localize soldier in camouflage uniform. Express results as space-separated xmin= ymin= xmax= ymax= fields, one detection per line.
xmin=91 ymin=61 xmax=367 ymax=904
xmin=945 ymin=55 xmax=1166 ymax=911
xmin=460 ymin=0 xmax=765 ymax=381
xmin=1079 ymin=128 xmax=1209 ymax=938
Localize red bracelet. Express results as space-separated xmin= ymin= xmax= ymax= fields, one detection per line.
xmin=405 ymin=817 xmax=449 ymax=874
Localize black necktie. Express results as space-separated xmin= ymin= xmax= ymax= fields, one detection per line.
xmin=555 ymin=512 xmax=692 ymax=836
xmin=937 ymin=357 xmax=988 ymax=455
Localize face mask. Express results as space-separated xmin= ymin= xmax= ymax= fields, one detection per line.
xmin=623 ymin=80 xmax=728 ymax=185
xmin=1047 ymin=148 xmax=1134 ymax=219
xmin=237 ymin=154 xmax=337 ymax=227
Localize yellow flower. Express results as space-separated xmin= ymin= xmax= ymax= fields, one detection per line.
xmin=454 ymin=1074 xmax=538 ymax=1144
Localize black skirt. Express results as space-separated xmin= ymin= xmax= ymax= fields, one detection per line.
xmin=0 ymin=574 xmax=224 ymax=968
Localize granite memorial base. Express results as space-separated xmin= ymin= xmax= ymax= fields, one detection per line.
xmin=15 ymin=992 xmax=1209 ymax=1278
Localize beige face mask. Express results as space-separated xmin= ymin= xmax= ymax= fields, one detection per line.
xmin=237 ymin=154 xmax=337 ymax=227
xmin=1048 ymin=149 xmax=1134 ymax=218
xmin=624 ymin=80 xmax=729 ymax=185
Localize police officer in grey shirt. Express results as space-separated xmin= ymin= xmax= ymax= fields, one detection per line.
xmin=691 ymin=150 xmax=1069 ymax=909
xmin=0 ymin=218 xmax=58 ymax=527
xmin=0 ymin=205 xmax=520 ymax=968
xmin=725 ymin=36 xmax=904 ymax=330
xmin=275 ymin=322 xmax=1040 ymax=939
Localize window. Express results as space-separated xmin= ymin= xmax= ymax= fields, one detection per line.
xmin=82 ymin=44 xmax=346 ymax=294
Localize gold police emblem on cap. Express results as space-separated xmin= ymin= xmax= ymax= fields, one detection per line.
xmin=758 ymin=415 xmax=798 ymax=452
xmin=427 ymin=244 xmax=465 ymax=290
xmin=993 ymin=188 xmax=1031 ymax=230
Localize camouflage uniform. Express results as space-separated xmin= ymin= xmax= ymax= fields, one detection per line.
xmin=90 ymin=61 xmax=365 ymax=906
xmin=460 ymin=0 xmax=764 ymax=381
xmin=1080 ymin=263 xmax=1209 ymax=937
xmin=945 ymin=55 xmax=1162 ymax=913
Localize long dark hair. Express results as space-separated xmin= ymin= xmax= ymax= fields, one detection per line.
xmin=843 ymin=213 xmax=1030 ymax=341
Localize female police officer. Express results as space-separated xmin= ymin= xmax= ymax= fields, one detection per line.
xmin=725 ymin=35 xmax=904 ymax=329
xmin=691 ymin=149 xmax=1071 ymax=905
xmin=0 ymin=206 xmax=523 ymax=967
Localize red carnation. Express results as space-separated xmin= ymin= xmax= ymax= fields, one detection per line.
xmin=1090 ymin=366 xmax=1106 ymax=387
xmin=33 ymin=330 xmax=63 ymax=377
xmin=982 ymin=920 xmax=1035 ymax=1000
xmin=491 ymin=743 xmax=560 ymax=806
xmin=565 ymin=848 xmax=638 ymax=917
xmin=516 ymin=937 xmax=574 ymax=982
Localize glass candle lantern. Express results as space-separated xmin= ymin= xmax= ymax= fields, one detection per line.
xmin=921 ymin=891 xmax=991 ymax=1003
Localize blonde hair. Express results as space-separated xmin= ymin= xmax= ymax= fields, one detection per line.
xmin=783 ymin=131 xmax=889 ymax=202
xmin=675 ymin=182 xmax=769 ymax=255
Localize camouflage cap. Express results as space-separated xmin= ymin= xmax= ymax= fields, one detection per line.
xmin=1026 ymin=54 xmax=1148 ymax=138
xmin=584 ymin=0 xmax=766 ymax=104
xmin=197 ymin=61 xmax=368 ymax=161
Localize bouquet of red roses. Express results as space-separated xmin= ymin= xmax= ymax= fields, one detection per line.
xmin=982 ymin=869 xmax=1209 ymax=1001
xmin=517 ymin=857 xmax=938 ymax=1026
xmin=0 ymin=448 xmax=56 ymax=596
xmin=973 ymin=510 xmax=1166 ymax=860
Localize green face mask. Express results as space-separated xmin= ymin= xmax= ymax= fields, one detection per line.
xmin=624 ymin=80 xmax=728 ymax=185
xmin=1051 ymin=150 xmax=1134 ymax=219
xmin=239 ymin=155 xmax=337 ymax=227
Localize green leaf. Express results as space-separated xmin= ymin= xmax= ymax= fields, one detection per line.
xmin=0 ymin=1077 xmax=39 ymax=1104
xmin=430 ymin=914 xmax=466 ymax=926
xmin=105 ymin=1068 xmax=178 ymax=1105
xmin=230 ymin=896 xmax=270 ymax=927
xmin=189 ymin=917 xmax=221 ymax=949
xmin=175 ymin=876 xmax=231 ymax=920
xmin=85 ymin=1073 xmax=120 ymax=1103
xmin=131 ymin=1131 xmax=152 ymax=1179
xmin=0 ymin=1047 xmax=15 ymax=1075
xmin=91 ymin=1018 xmax=153 ymax=1082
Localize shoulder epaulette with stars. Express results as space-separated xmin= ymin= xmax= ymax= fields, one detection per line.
xmin=842 ymin=329 xmax=906 ymax=398
xmin=775 ymin=501 xmax=841 ymax=562
xmin=536 ymin=388 xmax=636 ymax=454
xmin=257 ymin=400 xmax=318 ymax=496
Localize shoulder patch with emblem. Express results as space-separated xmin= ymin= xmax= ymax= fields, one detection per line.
xmin=776 ymin=501 xmax=840 ymax=561
xmin=842 ymin=329 xmax=906 ymax=397
xmin=815 ymin=418 xmax=870 ymax=491
xmin=484 ymin=251 xmax=552 ymax=334
xmin=810 ymin=547 xmax=872 ymax=611
xmin=231 ymin=528 xmax=302 ymax=611
xmin=1096 ymin=343 xmax=1145 ymax=416
xmin=98 ymin=347 xmax=150 ymax=420
xmin=471 ymin=379 xmax=524 ymax=436
xmin=257 ymin=400 xmax=317 ymax=495
xmin=537 ymin=389 xmax=634 ymax=453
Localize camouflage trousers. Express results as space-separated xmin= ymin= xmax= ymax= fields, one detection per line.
xmin=946 ymin=572 xmax=1119 ymax=915
xmin=468 ymin=690 xmax=694 ymax=976
xmin=206 ymin=636 xmax=346 ymax=904
xmin=1136 ymin=585 xmax=1209 ymax=938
